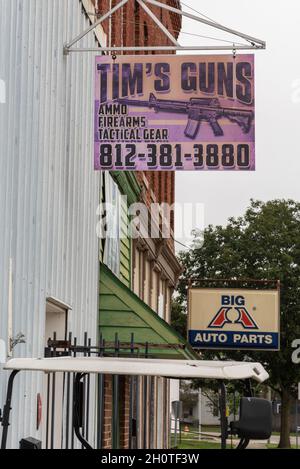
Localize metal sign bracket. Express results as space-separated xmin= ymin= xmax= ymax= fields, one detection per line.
xmin=63 ymin=0 xmax=266 ymax=55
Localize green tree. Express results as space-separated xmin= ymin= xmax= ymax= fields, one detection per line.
xmin=171 ymin=299 xmax=187 ymax=338
xmin=177 ymin=199 xmax=300 ymax=448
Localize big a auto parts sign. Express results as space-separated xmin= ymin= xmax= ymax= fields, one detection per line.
xmin=188 ymin=288 xmax=280 ymax=351
xmin=95 ymin=54 xmax=255 ymax=171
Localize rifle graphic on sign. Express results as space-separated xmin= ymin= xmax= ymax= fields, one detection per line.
xmin=118 ymin=93 xmax=254 ymax=140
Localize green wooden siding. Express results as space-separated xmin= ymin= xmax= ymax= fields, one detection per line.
xmin=98 ymin=173 xmax=197 ymax=360
xmin=100 ymin=172 xmax=141 ymax=288
xmin=99 ymin=264 xmax=197 ymax=360
xmin=119 ymin=195 xmax=131 ymax=288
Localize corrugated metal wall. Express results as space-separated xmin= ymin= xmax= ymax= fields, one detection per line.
xmin=0 ymin=0 xmax=104 ymax=448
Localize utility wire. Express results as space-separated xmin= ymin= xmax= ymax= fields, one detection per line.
xmin=119 ymin=18 xmax=247 ymax=46
xmin=180 ymin=1 xmax=222 ymax=26
xmin=179 ymin=31 xmax=245 ymax=46
xmin=173 ymin=238 xmax=191 ymax=250
xmin=180 ymin=1 xmax=255 ymax=46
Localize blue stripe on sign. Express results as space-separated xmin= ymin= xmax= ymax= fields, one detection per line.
xmin=188 ymin=330 xmax=279 ymax=350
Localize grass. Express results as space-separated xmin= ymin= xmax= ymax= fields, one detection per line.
xmin=172 ymin=434 xmax=217 ymax=444
xmin=271 ymin=431 xmax=298 ymax=437
xmin=178 ymin=425 xmax=221 ymax=436
xmin=172 ymin=440 xmax=300 ymax=450
xmin=200 ymin=425 xmax=222 ymax=434
xmin=267 ymin=444 xmax=299 ymax=450
xmin=180 ymin=424 xmax=299 ymax=439
xmin=172 ymin=425 xmax=300 ymax=450
xmin=171 ymin=439 xmax=229 ymax=450
xmin=172 ymin=434 xmax=300 ymax=450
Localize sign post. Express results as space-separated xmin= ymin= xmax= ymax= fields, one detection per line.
xmin=198 ymin=388 xmax=202 ymax=442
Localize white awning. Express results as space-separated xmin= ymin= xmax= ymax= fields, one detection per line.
xmin=4 ymin=357 xmax=269 ymax=383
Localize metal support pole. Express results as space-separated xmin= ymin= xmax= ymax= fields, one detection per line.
xmin=50 ymin=332 xmax=57 ymax=449
xmin=174 ymin=414 xmax=178 ymax=448
xmin=97 ymin=334 xmax=104 ymax=449
xmin=179 ymin=414 xmax=182 ymax=444
xmin=1 ymin=370 xmax=19 ymax=449
xmin=198 ymin=388 xmax=202 ymax=441
xmin=143 ymin=377 xmax=148 ymax=448
xmin=233 ymin=390 xmax=236 ymax=423
xmin=246 ymin=378 xmax=253 ymax=397
xmin=67 ymin=44 xmax=263 ymax=53
xmin=46 ymin=372 xmax=50 ymax=449
xmin=65 ymin=331 xmax=72 ymax=449
xmin=112 ymin=333 xmax=120 ymax=449
xmin=71 ymin=336 xmax=77 ymax=449
xmin=73 ymin=373 xmax=93 ymax=450
xmin=267 ymin=387 xmax=272 ymax=445
xmin=113 ymin=375 xmax=120 ymax=448
xmin=296 ymin=399 xmax=299 ymax=450
xmin=219 ymin=382 xmax=228 ymax=450
xmin=136 ymin=376 xmax=140 ymax=449
xmin=129 ymin=333 xmax=134 ymax=449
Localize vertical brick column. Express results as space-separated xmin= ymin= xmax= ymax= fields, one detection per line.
xmin=102 ymin=375 xmax=113 ymax=449
xmin=120 ymin=376 xmax=131 ymax=449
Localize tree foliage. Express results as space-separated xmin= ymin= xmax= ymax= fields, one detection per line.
xmin=171 ymin=299 xmax=187 ymax=339
xmin=176 ymin=199 xmax=300 ymax=447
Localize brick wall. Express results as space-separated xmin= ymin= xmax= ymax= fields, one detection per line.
xmin=94 ymin=0 xmax=181 ymax=50
xmin=102 ymin=375 xmax=131 ymax=449
xmin=119 ymin=377 xmax=131 ymax=448
xmin=102 ymin=375 xmax=113 ymax=449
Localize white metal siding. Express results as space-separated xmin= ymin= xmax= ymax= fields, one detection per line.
xmin=0 ymin=0 xmax=105 ymax=448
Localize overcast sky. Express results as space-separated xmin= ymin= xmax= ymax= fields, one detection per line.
xmin=175 ymin=0 xmax=300 ymax=243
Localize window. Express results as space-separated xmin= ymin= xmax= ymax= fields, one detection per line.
xmin=144 ymin=22 xmax=149 ymax=55
xmin=135 ymin=3 xmax=140 ymax=47
xmin=101 ymin=173 xmax=121 ymax=278
xmin=45 ymin=298 xmax=68 ymax=346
